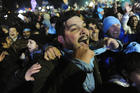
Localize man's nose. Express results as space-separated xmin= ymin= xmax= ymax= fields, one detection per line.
xmin=80 ymin=28 xmax=89 ymax=36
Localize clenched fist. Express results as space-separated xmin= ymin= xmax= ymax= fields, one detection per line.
xmin=73 ymin=44 xmax=94 ymax=64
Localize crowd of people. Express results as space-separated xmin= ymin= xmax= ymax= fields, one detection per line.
xmin=0 ymin=0 xmax=140 ymax=93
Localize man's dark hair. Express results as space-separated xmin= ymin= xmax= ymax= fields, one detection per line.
xmin=85 ymin=18 xmax=101 ymax=29
xmin=55 ymin=10 xmax=80 ymax=37
xmin=50 ymin=16 xmax=59 ymax=24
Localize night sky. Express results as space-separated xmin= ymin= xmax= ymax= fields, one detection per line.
xmin=2 ymin=0 xmax=90 ymax=12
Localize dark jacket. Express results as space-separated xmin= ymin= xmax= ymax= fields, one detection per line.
xmin=33 ymin=52 xmax=102 ymax=93
xmin=0 ymin=47 xmax=20 ymax=93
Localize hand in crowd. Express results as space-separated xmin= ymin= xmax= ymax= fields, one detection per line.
xmin=104 ymin=37 xmax=119 ymax=50
xmin=20 ymin=53 xmax=26 ymax=60
xmin=44 ymin=46 xmax=62 ymax=61
xmin=73 ymin=43 xmax=94 ymax=64
xmin=25 ymin=63 xmax=41 ymax=81
xmin=125 ymin=3 xmax=132 ymax=13
xmin=0 ymin=51 xmax=8 ymax=62
xmin=134 ymin=3 xmax=140 ymax=12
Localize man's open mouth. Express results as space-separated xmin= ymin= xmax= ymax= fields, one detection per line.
xmin=11 ymin=34 xmax=15 ymax=37
xmin=78 ymin=36 xmax=88 ymax=44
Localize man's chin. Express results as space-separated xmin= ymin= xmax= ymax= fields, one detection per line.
xmin=79 ymin=42 xmax=89 ymax=46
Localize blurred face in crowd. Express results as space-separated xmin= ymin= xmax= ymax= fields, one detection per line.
xmin=35 ymin=22 xmax=41 ymax=29
xmin=23 ymin=31 xmax=31 ymax=39
xmin=24 ymin=16 xmax=30 ymax=23
xmin=130 ymin=16 xmax=139 ymax=27
xmin=117 ymin=13 xmax=123 ymax=21
xmin=9 ymin=27 xmax=19 ymax=39
xmin=58 ymin=16 xmax=90 ymax=50
xmin=27 ymin=39 xmax=38 ymax=52
xmin=51 ymin=23 xmax=56 ymax=27
xmin=2 ymin=37 xmax=12 ymax=48
xmin=123 ymin=2 xmax=132 ymax=13
xmin=107 ymin=24 xmax=120 ymax=39
xmin=88 ymin=23 xmax=99 ymax=41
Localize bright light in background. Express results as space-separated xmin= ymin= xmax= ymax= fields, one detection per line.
xmin=18 ymin=10 xmax=24 ymax=13
xmin=41 ymin=8 xmax=45 ymax=12
xmin=89 ymin=2 xmax=94 ymax=7
xmin=85 ymin=1 xmax=88 ymax=5
xmin=4 ymin=15 xmax=8 ymax=18
xmin=38 ymin=7 xmax=42 ymax=10
xmin=50 ymin=6 xmax=53 ymax=9
xmin=31 ymin=0 xmax=37 ymax=11
xmin=23 ymin=10 xmax=26 ymax=13
xmin=46 ymin=6 xmax=50 ymax=9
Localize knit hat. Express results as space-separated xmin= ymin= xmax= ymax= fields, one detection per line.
xmin=123 ymin=42 xmax=140 ymax=54
xmin=103 ymin=16 xmax=121 ymax=34
xmin=23 ymin=28 xmax=31 ymax=32
xmin=29 ymin=34 xmax=44 ymax=48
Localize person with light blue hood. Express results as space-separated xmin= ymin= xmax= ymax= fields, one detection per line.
xmin=103 ymin=16 xmax=136 ymax=44
xmin=97 ymin=7 xmax=105 ymax=21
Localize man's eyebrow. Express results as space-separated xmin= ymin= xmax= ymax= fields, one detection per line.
xmin=66 ymin=24 xmax=77 ymax=29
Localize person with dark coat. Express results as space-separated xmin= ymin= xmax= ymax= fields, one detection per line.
xmin=30 ymin=11 xmax=122 ymax=93
xmin=31 ymin=10 xmax=102 ymax=93
xmin=2 ymin=34 xmax=45 ymax=93
xmin=7 ymin=11 xmax=122 ymax=93
xmin=0 ymin=37 xmax=20 ymax=93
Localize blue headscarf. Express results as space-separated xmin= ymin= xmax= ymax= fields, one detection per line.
xmin=97 ymin=7 xmax=104 ymax=20
xmin=103 ymin=16 xmax=121 ymax=34
xmin=103 ymin=16 xmax=130 ymax=44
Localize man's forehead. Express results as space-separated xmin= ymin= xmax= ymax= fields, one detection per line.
xmin=65 ymin=16 xmax=84 ymax=26
xmin=9 ymin=28 xmax=17 ymax=31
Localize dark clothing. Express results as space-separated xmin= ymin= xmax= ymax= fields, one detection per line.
xmin=0 ymin=47 xmax=20 ymax=93
xmin=3 ymin=48 xmax=44 ymax=93
xmin=11 ymin=38 xmax=28 ymax=55
xmin=33 ymin=53 xmax=102 ymax=93
xmin=97 ymin=50 xmax=120 ymax=82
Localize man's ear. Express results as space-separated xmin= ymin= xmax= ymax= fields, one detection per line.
xmin=17 ymin=31 xmax=19 ymax=35
xmin=58 ymin=35 xmax=64 ymax=44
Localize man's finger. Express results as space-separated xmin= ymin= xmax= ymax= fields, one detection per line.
xmin=52 ymin=47 xmax=62 ymax=58
xmin=31 ymin=65 xmax=41 ymax=70
xmin=44 ymin=52 xmax=49 ymax=60
xmin=29 ymin=77 xmax=35 ymax=81
xmin=48 ymin=48 xmax=56 ymax=59
xmin=31 ymin=69 xmax=40 ymax=74
xmin=46 ymin=51 xmax=55 ymax=60
xmin=31 ymin=63 xmax=41 ymax=69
